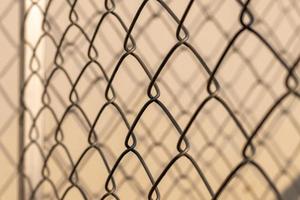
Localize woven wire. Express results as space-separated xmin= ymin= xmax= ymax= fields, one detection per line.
xmin=8 ymin=0 xmax=300 ymax=199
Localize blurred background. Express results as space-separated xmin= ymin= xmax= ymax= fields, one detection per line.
xmin=1 ymin=0 xmax=300 ymax=199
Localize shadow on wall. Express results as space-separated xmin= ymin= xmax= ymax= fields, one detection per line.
xmin=282 ymin=176 xmax=300 ymax=200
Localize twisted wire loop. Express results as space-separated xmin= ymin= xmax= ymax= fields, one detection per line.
xmin=11 ymin=0 xmax=300 ymax=199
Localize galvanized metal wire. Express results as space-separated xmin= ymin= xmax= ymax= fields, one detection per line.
xmin=1 ymin=0 xmax=300 ymax=199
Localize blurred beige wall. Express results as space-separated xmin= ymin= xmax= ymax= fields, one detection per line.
xmin=0 ymin=0 xmax=20 ymax=199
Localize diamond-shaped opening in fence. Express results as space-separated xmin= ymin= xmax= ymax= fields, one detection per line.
xmin=253 ymin=95 xmax=300 ymax=199
xmin=251 ymin=0 xmax=300 ymax=63
xmin=216 ymin=163 xmax=279 ymax=200
xmin=149 ymin=155 xmax=212 ymax=200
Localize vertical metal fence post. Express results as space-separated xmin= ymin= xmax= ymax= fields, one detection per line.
xmin=22 ymin=1 xmax=46 ymax=199
xmin=19 ymin=0 xmax=25 ymax=199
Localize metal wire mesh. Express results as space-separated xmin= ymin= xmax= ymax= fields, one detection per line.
xmin=1 ymin=0 xmax=300 ymax=199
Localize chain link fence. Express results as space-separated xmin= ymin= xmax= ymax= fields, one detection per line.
xmin=1 ymin=0 xmax=300 ymax=199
